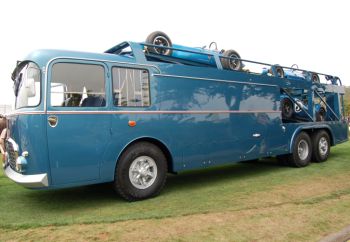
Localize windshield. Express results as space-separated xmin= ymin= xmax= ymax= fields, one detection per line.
xmin=13 ymin=62 xmax=41 ymax=109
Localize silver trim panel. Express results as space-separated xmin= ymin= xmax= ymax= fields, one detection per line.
xmin=7 ymin=110 xmax=281 ymax=116
xmin=4 ymin=165 xmax=49 ymax=188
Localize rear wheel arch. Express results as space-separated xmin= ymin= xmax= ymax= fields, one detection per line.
xmin=116 ymin=137 xmax=174 ymax=174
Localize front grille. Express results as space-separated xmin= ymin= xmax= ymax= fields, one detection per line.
xmin=5 ymin=140 xmax=17 ymax=170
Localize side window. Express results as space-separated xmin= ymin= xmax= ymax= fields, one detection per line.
xmin=50 ymin=63 xmax=106 ymax=107
xmin=112 ymin=67 xmax=150 ymax=107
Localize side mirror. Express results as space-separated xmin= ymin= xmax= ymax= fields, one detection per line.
xmin=25 ymin=78 xmax=36 ymax=97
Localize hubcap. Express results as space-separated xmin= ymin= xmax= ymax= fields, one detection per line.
xmin=129 ymin=156 xmax=157 ymax=189
xmin=297 ymin=140 xmax=309 ymax=160
xmin=229 ymin=54 xmax=239 ymax=69
xmin=318 ymin=137 xmax=328 ymax=156
xmin=153 ymin=36 xmax=170 ymax=55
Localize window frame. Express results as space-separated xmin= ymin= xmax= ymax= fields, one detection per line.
xmin=14 ymin=61 xmax=42 ymax=110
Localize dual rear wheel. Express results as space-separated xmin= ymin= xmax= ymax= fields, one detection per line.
xmin=279 ymin=130 xmax=330 ymax=167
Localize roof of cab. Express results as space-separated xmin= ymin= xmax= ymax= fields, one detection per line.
xmin=23 ymin=47 xmax=135 ymax=67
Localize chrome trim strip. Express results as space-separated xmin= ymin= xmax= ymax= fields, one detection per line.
xmin=6 ymin=111 xmax=46 ymax=117
xmin=4 ymin=166 xmax=48 ymax=188
xmin=8 ymin=110 xmax=281 ymax=116
xmin=46 ymin=110 xmax=280 ymax=115
xmin=153 ymin=73 xmax=279 ymax=87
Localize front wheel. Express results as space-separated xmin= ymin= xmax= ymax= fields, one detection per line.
xmin=221 ymin=49 xmax=242 ymax=71
xmin=114 ymin=142 xmax=168 ymax=201
xmin=312 ymin=130 xmax=330 ymax=162
xmin=287 ymin=131 xmax=312 ymax=167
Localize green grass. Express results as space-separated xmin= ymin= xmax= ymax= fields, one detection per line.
xmin=0 ymin=142 xmax=350 ymax=230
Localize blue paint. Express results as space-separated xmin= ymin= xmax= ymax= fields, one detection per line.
xmin=4 ymin=39 xmax=348 ymax=190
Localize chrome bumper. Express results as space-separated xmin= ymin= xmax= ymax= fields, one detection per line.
xmin=4 ymin=165 xmax=48 ymax=188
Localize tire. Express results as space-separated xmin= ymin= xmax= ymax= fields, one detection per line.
xmin=221 ymin=49 xmax=242 ymax=71
xmin=311 ymin=130 xmax=330 ymax=162
xmin=311 ymin=73 xmax=320 ymax=83
xmin=316 ymin=107 xmax=326 ymax=121
xmin=281 ymin=98 xmax=293 ymax=119
xmin=275 ymin=66 xmax=285 ymax=78
xmin=146 ymin=31 xmax=173 ymax=56
xmin=114 ymin=142 xmax=168 ymax=201
xmin=287 ymin=131 xmax=312 ymax=167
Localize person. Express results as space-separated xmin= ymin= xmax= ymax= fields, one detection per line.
xmin=0 ymin=115 xmax=7 ymax=164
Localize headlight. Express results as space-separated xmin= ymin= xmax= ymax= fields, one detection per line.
xmin=16 ymin=155 xmax=28 ymax=173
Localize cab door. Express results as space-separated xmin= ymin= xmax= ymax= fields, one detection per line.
xmin=46 ymin=60 xmax=111 ymax=185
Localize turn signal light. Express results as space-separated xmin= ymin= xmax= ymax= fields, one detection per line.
xmin=128 ymin=120 xmax=137 ymax=127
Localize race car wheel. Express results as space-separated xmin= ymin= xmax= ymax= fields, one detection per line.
xmin=221 ymin=49 xmax=242 ymax=71
xmin=275 ymin=66 xmax=285 ymax=78
xmin=311 ymin=73 xmax=320 ymax=83
xmin=281 ymin=98 xmax=293 ymax=119
xmin=146 ymin=31 xmax=173 ymax=56
xmin=316 ymin=107 xmax=326 ymax=121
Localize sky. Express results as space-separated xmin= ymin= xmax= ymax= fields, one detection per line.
xmin=0 ymin=0 xmax=349 ymax=106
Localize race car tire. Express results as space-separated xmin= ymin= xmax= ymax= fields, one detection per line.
xmin=316 ymin=107 xmax=326 ymax=121
xmin=146 ymin=31 xmax=173 ymax=56
xmin=281 ymin=98 xmax=294 ymax=119
xmin=311 ymin=73 xmax=320 ymax=83
xmin=221 ymin=49 xmax=242 ymax=71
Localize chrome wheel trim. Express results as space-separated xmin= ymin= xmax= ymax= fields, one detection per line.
xmin=153 ymin=36 xmax=170 ymax=55
xmin=318 ymin=137 xmax=328 ymax=156
xmin=298 ymin=140 xmax=309 ymax=160
xmin=229 ymin=54 xmax=239 ymax=69
xmin=129 ymin=156 xmax=158 ymax=190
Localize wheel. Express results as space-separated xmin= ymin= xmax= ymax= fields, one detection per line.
xmin=114 ymin=142 xmax=168 ymax=201
xmin=145 ymin=31 xmax=173 ymax=56
xmin=287 ymin=131 xmax=312 ymax=167
xmin=275 ymin=66 xmax=285 ymax=78
xmin=281 ymin=98 xmax=293 ymax=119
xmin=221 ymin=49 xmax=242 ymax=71
xmin=311 ymin=73 xmax=320 ymax=83
xmin=316 ymin=107 xmax=326 ymax=121
xmin=311 ymin=130 xmax=330 ymax=162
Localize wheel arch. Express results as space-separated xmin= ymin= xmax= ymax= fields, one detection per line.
xmin=289 ymin=125 xmax=335 ymax=152
xmin=115 ymin=136 xmax=175 ymax=174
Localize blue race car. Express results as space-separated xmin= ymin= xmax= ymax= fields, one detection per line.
xmin=145 ymin=31 xmax=242 ymax=71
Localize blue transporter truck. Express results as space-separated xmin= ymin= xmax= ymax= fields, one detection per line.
xmin=2 ymin=32 xmax=348 ymax=201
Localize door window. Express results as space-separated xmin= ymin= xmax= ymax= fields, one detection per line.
xmin=50 ymin=63 xmax=106 ymax=107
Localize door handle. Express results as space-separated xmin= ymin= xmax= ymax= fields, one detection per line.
xmin=48 ymin=116 xmax=58 ymax=127
xmin=252 ymin=133 xmax=261 ymax=138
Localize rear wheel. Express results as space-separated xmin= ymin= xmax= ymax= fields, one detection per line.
xmin=146 ymin=31 xmax=173 ymax=56
xmin=316 ymin=107 xmax=326 ymax=121
xmin=281 ymin=98 xmax=293 ymax=119
xmin=114 ymin=142 xmax=167 ymax=201
xmin=311 ymin=73 xmax=320 ymax=83
xmin=221 ymin=49 xmax=242 ymax=71
xmin=311 ymin=130 xmax=330 ymax=162
xmin=287 ymin=131 xmax=312 ymax=167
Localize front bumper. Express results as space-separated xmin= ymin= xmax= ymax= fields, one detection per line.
xmin=4 ymin=165 xmax=48 ymax=188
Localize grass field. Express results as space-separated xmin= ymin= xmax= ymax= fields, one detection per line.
xmin=1 ymin=142 xmax=350 ymax=241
